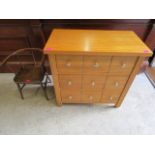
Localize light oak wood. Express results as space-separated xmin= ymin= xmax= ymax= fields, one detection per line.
xmin=61 ymin=91 xmax=81 ymax=103
xmin=110 ymin=56 xmax=137 ymax=75
xmin=44 ymin=29 xmax=153 ymax=107
xmin=59 ymin=75 xmax=81 ymax=91
xmin=82 ymin=92 xmax=101 ymax=103
xmin=101 ymin=90 xmax=121 ymax=103
xmin=82 ymin=75 xmax=106 ymax=92
xmin=104 ymin=76 xmax=129 ymax=91
xmin=83 ymin=56 xmax=111 ymax=74
xmin=44 ymin=29 xmax=152 ymax=57
xmin=48 ymin=55 xmax=62 ymax=106
xmin=115 ymin=57 xmax=145 ymax=107
xmin=56 ymin=55 xmax=82 ymax=74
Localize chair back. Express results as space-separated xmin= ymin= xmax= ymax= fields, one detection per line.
xmin=0 ymin=48 xmax=45 ymax=72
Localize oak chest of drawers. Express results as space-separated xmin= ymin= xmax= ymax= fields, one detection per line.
xmin=44 ymin=29 xmax=152 ymax=107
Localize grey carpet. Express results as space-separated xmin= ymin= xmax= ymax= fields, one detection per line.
xmin=0 ymin=73 xmax=155 ymax=134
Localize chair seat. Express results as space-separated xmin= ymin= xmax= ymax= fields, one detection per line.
xmin=14 ymin=66 xmax=45 ymax=83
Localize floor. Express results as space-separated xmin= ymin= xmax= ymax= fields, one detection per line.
xmin=0 ymin=73 xmax=155 ymax=135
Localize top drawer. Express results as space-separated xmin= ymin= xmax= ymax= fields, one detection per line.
xmin=56 ymin=55 xmax=82 ymax=74
xmin=55 ymin=55 xmax=137 ymax=75
xmin=110 ymin=56 xmax=137 ymax=75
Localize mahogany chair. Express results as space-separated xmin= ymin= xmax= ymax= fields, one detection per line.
xmin=0 ymin=48 xmax=50 ymax=100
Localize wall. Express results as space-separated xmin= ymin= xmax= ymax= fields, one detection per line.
xmin=0 ymin=19 xmax=154 ymax=72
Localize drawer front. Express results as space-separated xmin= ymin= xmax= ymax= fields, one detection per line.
xmin=59 ymin=75 xmax=81 ymax=91
xmin=110 ymin=56 xmax=137 ymax=75
xmin=82 ymin=92 xmax=101 ymax=103
xmin=104 ymin=76 xmax=128 ymax=91
xmin=82 ymin=75 xmax=106 ymax=92
xmin=56 ymin=55 xmax=82 ymax=74
xmin=61 ymin=91 xmax=81 ymax=103
xmin=83 ymin=56 xmax=111 ymax=74
xmin=101 ymin=90 xmax=121 ymax=103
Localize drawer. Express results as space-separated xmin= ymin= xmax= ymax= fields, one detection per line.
xmin=56 ymin=55 xmax=82 ymax=74
xmin=101 ymin=90 xmax=121 ymax=103
xmin=104 ymin=76 xmax=128 ymax=91
xmin=83 ymin=56 xmax=111 ymax=74
xmin=82 ymin=75 xmax=106 ymax=92
xmin=82 ymin=92 xmax=101 ymax=103
xmin=59 ymin=75 xmax=81 ymax=91
xmin=61 ymin=91 xmax=81 ymax=103
xmin=110 ymin=56 xmax=137 ymax=75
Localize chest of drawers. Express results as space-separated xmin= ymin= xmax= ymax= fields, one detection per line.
xmin=44 ymin=29 xmax=152 ymax=107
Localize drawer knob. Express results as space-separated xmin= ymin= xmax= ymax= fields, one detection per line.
xmin=115 ymin=82 xmax=119 ymax=87
xmin=121 ymin=63 xmax=127 ymax=68
xmin=93 ymin=62 xmax=100 ymax=68
xmin=89 ymin=96 xmax=93 ymax=100
xmin=91 ymin=81 xmax=95 ymax=86
xmin=110 ymin=96 xmax=113 ymax=101
xmin=66 ymin=61 xmax=71 ymax=67
xmin=69 ymin=96 xmax=72 ymax=100
xmin=68 ymin=81 xmax=72 ymax=85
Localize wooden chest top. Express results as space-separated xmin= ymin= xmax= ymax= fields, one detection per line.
xmin=44 ymin=29 xmax=152 ymax=56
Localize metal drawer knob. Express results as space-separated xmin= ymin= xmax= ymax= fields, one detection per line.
xmin=68 ymin=81 xmax=72 ymax=85
xmin=66 ymin=61 xmax=71 ymax=67
xmin=115 ymin=82 xmax=119 ymax=87
xmin=93 ymin=62 xmax=100 ymax=68
xmin=121 ymin=63 xmax=127 ymax=68
xmin=69 ymin=96 xmax=72 ymax=100
xmin=89 ymin=96 xmax=93 ymax=100
xmin=91 ymin=81 xmax=95 ymax=86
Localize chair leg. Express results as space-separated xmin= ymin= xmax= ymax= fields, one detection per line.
xmin=41 ymin=83 xmax=49 ymax=100
xmin=16 ymin=83 xmax=24 ymax=99
xmin=46 ymin=74 xmax=51 ymax=83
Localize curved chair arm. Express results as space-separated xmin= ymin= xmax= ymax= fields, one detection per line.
xmin=1 ymin=48 xmax=45 ymax=67
xmin=1 ymin=54 xmax=12 ymax=66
